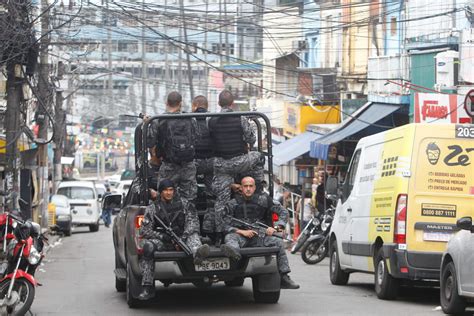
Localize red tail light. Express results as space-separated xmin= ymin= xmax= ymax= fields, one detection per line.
xmin=135 ymin=215 xmax=144 ymax=254
xmin=394 ymin=194 xmax=407 ymax=244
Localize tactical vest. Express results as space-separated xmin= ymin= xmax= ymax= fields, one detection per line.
xmin=194 ymin=109 xmax=213 ymax=159
xmin=209 ymin=114 xmax=246 ymax=159
xmin=233 ymin=195 xmax=268 ymax=224
xmin=157 ymin=198 xmax=185 ymax=236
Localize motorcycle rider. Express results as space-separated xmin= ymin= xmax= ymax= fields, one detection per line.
xmin=138 ymin=179 xmax=210 ymax=300
xmin=220 ymin=176 xmax=300 ymax=289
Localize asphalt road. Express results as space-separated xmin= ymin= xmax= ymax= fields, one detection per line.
xmin=30 ymin=222 xmax=468 ymax=316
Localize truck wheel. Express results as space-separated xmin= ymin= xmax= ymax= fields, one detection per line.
xmin=329 ymin=240 xmax=349 ymax=285
xmin=440 ymin=261 xmax=466 ymax=314
xmin=225 ymin=277 xmax=245 ymax=287
xmin=89 ymin=222 xmax=99 ymax=232
xmin=64 ymin=224 xmax=72 ymax=237
xmin=126 ymin=262 xmax=142 ymax=308
xmin=374 ymin=248 xmax=399 ymax=300
xmin=115 ymin=253 xmax=126 ymax=292
xmin=252 ymin=274 xmax=280 ymax=304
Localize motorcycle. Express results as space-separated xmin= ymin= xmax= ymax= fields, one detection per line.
xmin=300 ymin=206 xmax=334 ymax=265
xmin=290 ymin=214 xmax=321 ymax=254
xmin=0 ymin=214 xmax=46 ymax=315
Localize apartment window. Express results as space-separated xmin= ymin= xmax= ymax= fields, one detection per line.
xmin=146 ymin=42 xmax=160 ymax=53
xmin=390 ymin=17 xmax=397 ymax=36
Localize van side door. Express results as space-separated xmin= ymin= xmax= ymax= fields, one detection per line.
xmin=338 ymin=149 xmax=362 ymax=267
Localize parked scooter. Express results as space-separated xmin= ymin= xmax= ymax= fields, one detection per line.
xmin=0 ymin=213 xmax=46 ymax=315
xmin=290 ymin=214 xmax=321 ymax=254
xmin=300 ymin=204 xmax=335 ymax=264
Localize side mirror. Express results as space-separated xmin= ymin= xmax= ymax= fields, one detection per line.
xmin=103 ymin=194 xmax=123 ymax=211
xmin=456 ymin=216 xmax=473 ymax=231
xmin=326 ymin=176 xmax=338 ymax=196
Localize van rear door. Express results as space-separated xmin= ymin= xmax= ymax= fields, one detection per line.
xmin=408 ymin=124 xmax=474 ymax=268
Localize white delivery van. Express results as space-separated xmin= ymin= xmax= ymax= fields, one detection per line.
xmin=328 ymin=123 xmax=474 ymax=300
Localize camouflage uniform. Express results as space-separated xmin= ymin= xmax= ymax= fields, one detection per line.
xmin=223 ymin=193 xmax=291 ymax=274
xmin=210 ymin=108 xmax=265 ymax=233
xmin=156 ymin=111 xmax=200 ymax=201
xmin=139 ymin=197 xmax=202 ymax=286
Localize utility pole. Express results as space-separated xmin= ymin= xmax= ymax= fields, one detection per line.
xmin=53 ymin=89 xmax=64 ymax=194
xmin=224 ymin=0 xmax=229 ymax=63
xmin=179 ymin=0 xmax=194 ymax=103
xmin=164 ymin=0 xmax=170 ymax=94
xmin=4 ymin=63 xmax=22 ymax=212
xmin=219 ymin=0 xmax=223 ymax=66
xmin=141 ymin=0 xmax=147 ymax=115
xmin=178 ymin=26 xmax=183 ymax=94
xmin=106 ymin=0 xmax=113 ymax=111
xmin=203 ymin=0 xmax=208 ymax=97
xmin=37 ymin=0 xmax=51 ymax=227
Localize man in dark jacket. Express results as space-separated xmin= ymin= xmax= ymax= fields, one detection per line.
xmin=220 ymin=176 xmax=299 ymax=289
xmin=156 ymin=91 xmax=199 ymax=202
xmin=208 ymin=90 xmax=264 ymax=237
xmin=138 ymin=179 xmax=210 ymax=300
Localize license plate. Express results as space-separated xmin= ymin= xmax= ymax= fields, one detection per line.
xmin=423 ymin=231 xmax=452 ymax=242
xmin=194 ymin=257 xmax=230 ymax=272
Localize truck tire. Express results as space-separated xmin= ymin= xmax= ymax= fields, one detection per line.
xmin=126 ymin=262 xmax=142 ymax=308
xmin=89 ymin=222 xmax=99 ymax=232
xmin=252 ymin=273 xmax=280 ymax=304
xmin=329 ymin=239 xmax=349 ymax=285
xmin=374 ymin=248 xmax=399 ymax=300
xmin=225 ymin=277 xmax=245 ymax=287
xmin=115 ymin=253 xmax=126 ymax=292
xmin=440 ymin=261 xmax=466 ymax=314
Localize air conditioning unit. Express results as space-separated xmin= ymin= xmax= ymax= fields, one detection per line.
xmin=435 ymin=50 xmax=459 ymax=88
xmin=292 ymin=40 xmax=308 ymax=51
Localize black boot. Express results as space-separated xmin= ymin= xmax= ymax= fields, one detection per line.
xmin=138 ymin=285 xmax=155 ymax=300
xmin=194 ymin=244 xmax=211 ymax=265
xmin=280 ymin=273 xmax=299 ymax=289
xmin=220 ymin=244 xmax=242 ymax=261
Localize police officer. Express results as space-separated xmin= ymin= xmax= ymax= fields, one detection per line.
xmin=208 ymin=90 xmax=264 ymax=237
xmin=220 ymin=176 xmax=300 ymax=289
xmin=138 ymin=179 xmax=210 ymax=300
xmin=192 ymin=95 xmax=216 ymax=236
xmin=156 ymin=91 xmax=199 ymax=202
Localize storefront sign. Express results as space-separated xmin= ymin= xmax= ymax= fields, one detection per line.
xmin=414 ymin=93 xmax=472 ymax=124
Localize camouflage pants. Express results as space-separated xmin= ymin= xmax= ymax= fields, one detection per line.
xmin=140 ymin=233 xmax=202 ymax=286
xmin=213 ymin=152 xmax=264 ymax=232
xmin=158 ymin=161 xmax=197 ymax=201
xmin=195 ymin=158 xmax=214 ymax=196
xmin=224 ymin=233 xmax=290 ymax=274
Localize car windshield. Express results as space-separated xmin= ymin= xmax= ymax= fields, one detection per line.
xmin=57 ymin=186 xmax=95 ymax=200
xmin=51 ymin=195 xmax=68 ymax=208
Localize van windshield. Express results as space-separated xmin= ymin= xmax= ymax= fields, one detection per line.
xmin=57 ymin=187 xmax=95 ymax=200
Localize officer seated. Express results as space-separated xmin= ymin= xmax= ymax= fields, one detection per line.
xmin=220 ymin=176 xmax=300 ymax=290
xmin=138 ymin=179 xmax=210 ymax=300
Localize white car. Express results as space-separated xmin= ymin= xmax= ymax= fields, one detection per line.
xmin=113 ymin=180 xmax=133 ymax=197
xmin=57 ymin=181 xmax=101 ymax=232
xmin=440 ymin=216 xmax=474 ymax=314
xmin=95 ymin=183 xmax=107 ymax=200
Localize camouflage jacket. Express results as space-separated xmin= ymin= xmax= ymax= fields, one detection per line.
xmin=223 ymin=192 xmax=288 ymax=234
xmin=140 ymin=196 xmax=200 ymax=240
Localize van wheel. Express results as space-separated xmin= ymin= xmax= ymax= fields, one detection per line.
xmin=440 ymin=261 xmax=466 ymax=314
xmin=89 ymin=222 xmax=99 ymax=232
xmin=374 ymin=248 xmax=399 ymax=300
xmin=329 ymin=240 xmax=349 ymax=285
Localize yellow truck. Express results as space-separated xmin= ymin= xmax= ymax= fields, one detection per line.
xmin=327 ymin=123 xmax=474 ymax=299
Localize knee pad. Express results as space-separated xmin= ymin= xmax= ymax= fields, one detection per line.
xmin=142 ymin=241 xmax=155 ymax=258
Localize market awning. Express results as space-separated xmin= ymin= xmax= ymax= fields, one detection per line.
xmin=310 ymin=102 xmax=401 ymax=160
xmin=272 ymin=131 xmax=323 ymax=167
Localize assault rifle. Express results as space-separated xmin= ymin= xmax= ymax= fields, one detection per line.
xmin=227 ymin=216 xmax=291 ymax=241
xmin=153 ymin=214 xmax=193 ymax=255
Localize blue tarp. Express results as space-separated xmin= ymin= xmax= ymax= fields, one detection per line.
xmin=309 ymin=102 xmax=401 ymax=160
xmin=272 ymin=131 xmax=323 ymax=168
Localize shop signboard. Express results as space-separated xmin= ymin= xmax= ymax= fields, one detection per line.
xmin=414 ymin=92 xmax=472 ymax=124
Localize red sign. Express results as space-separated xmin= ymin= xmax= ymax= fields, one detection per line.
xmin=464 ymin=89 xmax=474 ymax=119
